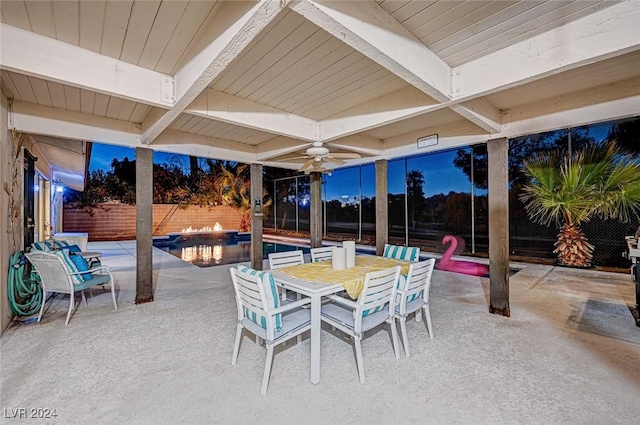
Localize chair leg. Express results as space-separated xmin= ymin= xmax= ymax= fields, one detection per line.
xmin=354 ymin=337 xmax=365 ymax=384
xmin=231 ymin=324 xmax=243 ymax=365
xmin=110 ymin=281 xmax=118 ymax=310
xmin=261 ymin=344 xmax=275 ymax=396
xmin=65 ymin=296 xmax=75 ymax=326
xmin=37 ymin=290 xmax=47 ymax=322
xmin=398 ymin=317 xmax=411 ymax=357
xmin=81 ymin=290 xmax=88 ymax=306
xmin=389 ymin=319 xmax=401 ymax=359
xmin=424 ymin=305 xmax=434 ymax=339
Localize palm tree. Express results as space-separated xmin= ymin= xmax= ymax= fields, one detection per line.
xmin=520 ymin=142 xmax=640 ymax=267
xmin=218 ymin=163 xmax=272 ymax=231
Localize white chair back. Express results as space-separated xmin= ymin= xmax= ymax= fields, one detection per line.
xmin=230 ymin=267 xmax=277 ymax=339
xmin=356 ymin=266 xmax=400 ymax=333
xmin=268 ymin=250 xmax=304 ymax=269
xmin=400 ymin=259 xmax=436 ymax=307
xmin=310 ymin=247 xmax=333 ymax=262
xmin=25 ymin=251 xmax=74 ymax=294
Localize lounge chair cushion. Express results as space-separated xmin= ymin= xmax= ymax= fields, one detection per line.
xmin=54 ymin=240 xmax=82 ymax=252
xmin=54 ymin=251 xmax=88 ymax=284
xmin=236 ymin=265 xmax=282 ymax=332
xmin=32 ymin=240 xmax=56 ymax=251
xmin=69 ymin=254 xmax=92 ymax=281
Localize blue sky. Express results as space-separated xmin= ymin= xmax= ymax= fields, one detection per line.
xmin=323 ymin=149 xmax=474 ymax=201
xmin=89 ymin=143 xmax=187 ymax=173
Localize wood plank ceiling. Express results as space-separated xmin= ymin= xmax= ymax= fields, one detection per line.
xmin=1 ymin=0 xmax=638 ymax=177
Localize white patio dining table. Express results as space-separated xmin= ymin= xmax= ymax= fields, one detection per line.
xmin=269 ymin=255 xmax=412 ymax=384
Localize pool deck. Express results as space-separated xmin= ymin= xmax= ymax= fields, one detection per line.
xmin=1 ymin=240 xmax=639 ymax=424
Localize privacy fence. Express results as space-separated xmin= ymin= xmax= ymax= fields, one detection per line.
xmin=63 ymin=204 xmax=242 ymax=240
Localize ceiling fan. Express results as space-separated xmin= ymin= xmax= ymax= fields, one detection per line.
xmin=295 ymin=142 xmax=361 ymax=172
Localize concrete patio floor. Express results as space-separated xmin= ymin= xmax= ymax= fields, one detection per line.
xmin=1 ymin=241 xmax=639 ymax=424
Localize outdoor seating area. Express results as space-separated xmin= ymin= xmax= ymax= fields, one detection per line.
xmin=2 ymin=240 xmax=638 ymax=423
xmin=1 ymin=1 xmax=640 ymax=423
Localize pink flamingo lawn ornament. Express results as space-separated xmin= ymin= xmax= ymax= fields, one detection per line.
xmin=437 ymin=235 xmax=489 ymax=277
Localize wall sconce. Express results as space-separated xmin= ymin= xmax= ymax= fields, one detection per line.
xmin=52 ymin=179 xmax=64 ymax=193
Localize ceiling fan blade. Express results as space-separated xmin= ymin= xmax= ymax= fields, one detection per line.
xmin=325 ymin=156 xmax=346 ymax=166
xmin=285 ymin=156 xmax=312 ymax=160
xmin=300 ymin=158 xmax=315 ymax=171
xmin=329 ymin=152 xmax=361 ymax=159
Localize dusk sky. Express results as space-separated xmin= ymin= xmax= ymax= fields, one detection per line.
xmin=89 ymin=143 xmax=187 ymax=173
xmin=90 ymin=142 xmax=475 ymax=199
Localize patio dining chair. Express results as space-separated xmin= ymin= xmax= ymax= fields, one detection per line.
xmin=310 ymin=246 xmax=333 ymax=262
xmin=382 ymin=244 xmax=420 ymax=262
xmin=320 ymin=266 xmax=401 ymax=384
xmin=394 ymin=259 xmax=436 ymax=357
xmin=268 ymin=250 xmax=305 ymax=301
xmin=230 ymin=266 xmax=311 ymax=395
xmin=25 ymin=251 xmax=117 ymax=326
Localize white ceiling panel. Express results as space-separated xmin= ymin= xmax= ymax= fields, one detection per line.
xmin=364 ymin=108 xmax=464 ymax=140
xmin=487 ymin=51 xmax=640 ymax=109
xmin=0 ymin=0 xmax=637 ymax=172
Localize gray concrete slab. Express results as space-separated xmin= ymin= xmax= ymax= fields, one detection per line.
xmin=1 ymin=241 xmax=638 ymax=424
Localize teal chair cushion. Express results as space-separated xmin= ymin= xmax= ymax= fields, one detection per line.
xmin=236 ymin=265 xmax=282 ymax=332
xmin=32 ymin=240 xmax=56 ymax=251
xmin=383 ymin=244 xmax=419 ymax=262
xmin=69 ymin=254 xmax=92 ymax=281
xmin=54 ymin=251 xmax=88 ymax=284
xmin=54 ymin=241 xmax=81 ymax=253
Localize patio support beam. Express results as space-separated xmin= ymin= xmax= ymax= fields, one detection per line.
xmin=135 ymin=147 xmax=154 ymax=304
xmin=310 ymin=172 xmax=322 ymax=248
xmin=0 ymin=24 xmax=175 ymax=108
xmin=487 ymin=137 xmax=509 ymax=317
xmin=250 ymin=163 xmax=264 ymax=270
xmin=187 ymin=89 xmax=318 ymax=142
xmin=375 ymin=159 xmax=388 ymax=256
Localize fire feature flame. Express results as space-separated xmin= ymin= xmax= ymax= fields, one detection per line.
xmin=181 ymin=222 xmax=223 ymax=233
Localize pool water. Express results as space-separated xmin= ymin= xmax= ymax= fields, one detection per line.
xmin=155 ymin=239 xmax=310 ymax=268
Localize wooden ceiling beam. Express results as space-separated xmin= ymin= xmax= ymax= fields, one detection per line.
xmin=452 ymin=1 xmax=640 ymax=100
xmin=0 ymin=23 xmax=174 ymax=108
xmin=187 ymin=89 xmax=318 ymax=142
xmin=141 ymin=0 xmax=285 ymax=144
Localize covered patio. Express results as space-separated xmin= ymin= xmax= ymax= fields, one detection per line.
xmin=1 ymin=240 xmax=639 ymax=423
xmin=1 ymin=1 xmax=640 ymax=421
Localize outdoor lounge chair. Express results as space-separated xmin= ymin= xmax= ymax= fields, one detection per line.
xmin=25 ymin=251 xmax=117 ymax=326
xmin=230 ymin=266 xmax=311 ymax=395
xmin=394 ymin=259 xmax=436 ymax=357
xmin=320 ymin=266 xmax=401 ymax=384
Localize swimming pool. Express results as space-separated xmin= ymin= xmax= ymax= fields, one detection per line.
xmin=154 ymin=238 xmax=311 ymax=268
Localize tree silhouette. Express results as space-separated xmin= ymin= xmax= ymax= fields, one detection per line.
xmin=406 ymin=169 xmax=425 ymax=229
